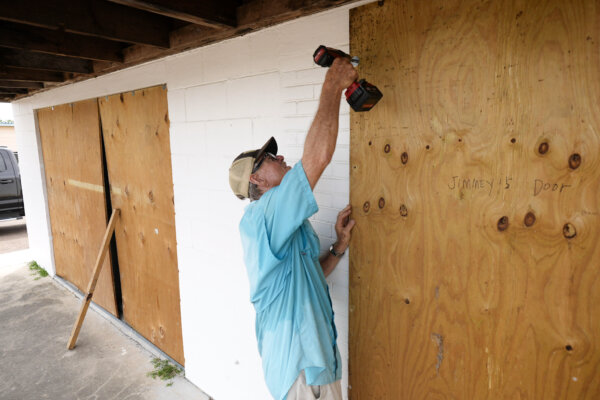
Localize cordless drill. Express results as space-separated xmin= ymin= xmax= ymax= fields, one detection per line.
xmin=313 ymin=45 xmax=383 ymax=112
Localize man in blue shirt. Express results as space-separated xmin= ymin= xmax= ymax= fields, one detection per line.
xmin=229 ymin=57 xmax=357 ymax=400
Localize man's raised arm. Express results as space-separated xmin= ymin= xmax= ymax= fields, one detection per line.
xmin=302 ymin=57 xmax=358 ymax=189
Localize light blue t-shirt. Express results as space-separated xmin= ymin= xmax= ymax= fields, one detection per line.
xmin=239 ymin=161 xmax=341 ymax=400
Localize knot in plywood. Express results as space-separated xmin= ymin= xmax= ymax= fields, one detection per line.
xmin=563 ymin=223 xmax=577 ymax=239
xmin=363 ymin=201 xmax=370 ymax=213
xmin=569 ymin=153 xmax=581 ymax=169
xmin=401 ymin=152 xmax=409 ymax=164
xmin=524 ymin=212 xmax=536 ymax=227
xmin=497 ymin=216 xmax=509 ymax=231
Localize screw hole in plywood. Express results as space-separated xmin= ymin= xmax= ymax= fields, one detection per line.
xmin=511 ymin=138 xmax=516 ymax=143
xmin=566 ymin=345 xmax=573 ymax=351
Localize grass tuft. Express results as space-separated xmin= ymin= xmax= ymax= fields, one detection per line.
xmin=147 ymin=357 xmax=181 ymax=387
xmin=28 ymin=261 xmax=48 ymax=280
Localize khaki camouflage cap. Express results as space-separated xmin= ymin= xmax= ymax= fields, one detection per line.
xmin=229 ymin=137 xmax=277 ymax=199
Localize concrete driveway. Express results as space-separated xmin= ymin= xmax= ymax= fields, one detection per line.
xmin=0 ymin=217 xmax=28 ymax=254
xmin=0 ymin=259 xmax=211 ymax=400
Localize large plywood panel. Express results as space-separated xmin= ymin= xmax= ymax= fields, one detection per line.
xmin=349 ymin=0 xmax=600 ymax=399
xmin=98 ymin=85 xmax=184 ymax=365
xmin=38 ymin=100 xmax=117 ymax=317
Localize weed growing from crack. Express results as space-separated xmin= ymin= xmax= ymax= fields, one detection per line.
xmin=28 ymin=261 xmax=48 ymax=280
xmin=147 ymin=357 xmax=181 ymax=387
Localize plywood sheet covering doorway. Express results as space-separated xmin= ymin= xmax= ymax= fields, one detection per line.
xmin=37 ymin=99 xmax=118 ymax=317
xmin=349 ymin=0 xmax=600 ymax=399
xmin=98 ymin=85 xmax=184 ymax=365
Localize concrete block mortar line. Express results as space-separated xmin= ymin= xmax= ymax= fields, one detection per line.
xmin=52 ymin=274 xmax=190 ymax=375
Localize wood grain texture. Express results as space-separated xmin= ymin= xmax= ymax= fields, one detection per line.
xmin=98 ymin=85 xmax=184 ymax=365
xmin=349 ymin=0 xmax=600 ymax=399
xmin=37 ymin=99 xmax=117 ymax=317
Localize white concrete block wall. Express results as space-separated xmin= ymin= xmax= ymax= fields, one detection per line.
xmin=13 ymin=102 xmax=55 ymax=274
xmin=12 ymin=2 xmax=374 ymax=399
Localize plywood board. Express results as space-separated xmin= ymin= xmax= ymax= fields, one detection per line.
xmin=37 ymin=99 xmax=117 ymax=317
xmin=98 ymin=85 xmax=184 ymax=365
xmin=349 ymin=0 xmax=600 ymax=398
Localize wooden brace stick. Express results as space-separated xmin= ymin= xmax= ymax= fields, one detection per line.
xmin=67 ymin=208 xmax=120 ymax=350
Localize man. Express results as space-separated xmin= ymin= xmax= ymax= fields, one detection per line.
xmin=229 ymin=57 xmax=357 ymax=400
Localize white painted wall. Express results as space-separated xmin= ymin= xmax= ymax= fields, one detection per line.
xmin=13 ymin=2 xmax=374 ymax=398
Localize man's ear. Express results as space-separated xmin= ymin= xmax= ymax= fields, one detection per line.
xmin=249 ymin=173 xmax=263 ymax=186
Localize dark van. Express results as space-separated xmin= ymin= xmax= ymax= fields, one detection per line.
xmin=0 ymin=147 xmax=25 ymax=220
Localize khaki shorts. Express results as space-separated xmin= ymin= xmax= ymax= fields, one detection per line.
xmin=286 ymin=371 xmax=342 ymax=400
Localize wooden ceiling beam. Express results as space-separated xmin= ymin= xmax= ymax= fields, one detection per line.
xmin=0 ymin=88 xmax=28 ymax=95
xmin=0 ymin=22 xmax=124 ymax=62
xmin=107 ymin=0 xmax=238 ymax=30
xmin=0 ymin=49 xmax=93 ymax=74
xmin=0 ymin=95 xmax=17 ymax=102
xmin=0 ymin=67 xmax=65 ymax=83
xmin=237 ymin=0 xmax=356 ymax=26
xmin=126 ymin=0 xmax=361 ymax=64
xmin=0 ymin=0 xmax=172 ymax=48
xmin=0 ymin=80 xmax=43 ymax=89
xmin=163 ymin=0 xmax=361 ymax=56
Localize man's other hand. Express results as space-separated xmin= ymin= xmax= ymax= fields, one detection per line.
xmin=334 ymin=204 xmax=356 ymax=254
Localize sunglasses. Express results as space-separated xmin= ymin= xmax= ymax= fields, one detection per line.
xmin=252 ymin=152 xmax=277 ymax=173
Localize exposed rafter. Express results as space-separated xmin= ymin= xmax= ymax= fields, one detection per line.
xmin=0 ymin=22 xmax=124 ymax=62
xmin=0 ymin=88 xmax=29 ymax=95
xmin=0 ymin=67 xmax=65 ymax=83
xmin=107 ymin=0 xmax=237 ymax=30
xmin=0 ymin=49 xmax=93 ymax=74
xmin=0 ymin=0 xmax=172 ymax=48
xmin=0 ymin=80 xmax=43 ymax=89
xmin=237 ymin=0 xmax=353 ymax=26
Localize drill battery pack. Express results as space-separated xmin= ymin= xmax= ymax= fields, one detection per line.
xmin=345 ymin=80 xmax=383 ymax=112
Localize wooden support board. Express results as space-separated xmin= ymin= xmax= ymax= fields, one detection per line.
xmin=98 ymin=85 xmax=184 ymax=365
xmin=349 ymin=0 xmax=600 ymax=399
xmin=68 ymin=209 xmax=120 ymax=350
xmin=38 ymin=99 xmax=117 ymax=317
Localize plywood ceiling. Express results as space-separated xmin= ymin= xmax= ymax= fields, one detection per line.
xmin=0 ymin=0 xmax=361 ymax=102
